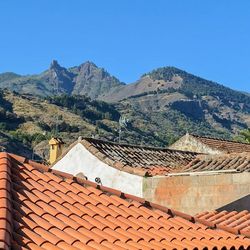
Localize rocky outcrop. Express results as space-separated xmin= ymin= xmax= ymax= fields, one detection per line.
xmin=71 ymin=61 xmax=123 ymax=98
xmin=41 ymin=60 xmax=75 ymax=94
xmin=0 ymin=60 xmax=124 ymax=98
xmin=170 ymin=100 xmax=205 ymax=120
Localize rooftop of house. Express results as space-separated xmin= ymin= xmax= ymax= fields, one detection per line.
xmin=1 ymin=152 xmax=250 ymax=249
xmin=54 ymin=137 xmax=250 ymax=177
xmin=182 ymin=152 xmax=250 ymax=173
xmin=190 ymin=134 xmax=250 ymax=154
xmin=195 ymin=210 xmax=250 ymax=238
xmin=54 ymin=137 xmax=200 ymax=176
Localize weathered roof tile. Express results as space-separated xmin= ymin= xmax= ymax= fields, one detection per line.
xmin=80 ymin=138 xmax=199 ymax=176
xmin=191 ymin=134 xmax=250 ymax=153
xmin=183 ymin=152 xmax=250 ymax=172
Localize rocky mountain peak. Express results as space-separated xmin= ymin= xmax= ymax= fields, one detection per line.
xmin=71 ymin=61 xmax=123 ymax=99
xmin=42 ymin=60 xmax=75 ymax=94
xmin=49 ymin=60 xmax=62 ymax=71
xmin=83 ymin=61 xmax=97 ymax=68
xmin=77 ymin=61 xmax=99 ymax=76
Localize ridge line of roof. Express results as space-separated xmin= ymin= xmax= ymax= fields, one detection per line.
xmin=6 ymin=152 xmax=249 ymax=238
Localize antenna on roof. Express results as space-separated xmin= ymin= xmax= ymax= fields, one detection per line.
xmin=118 ymin=115 xmax=129 ymax=143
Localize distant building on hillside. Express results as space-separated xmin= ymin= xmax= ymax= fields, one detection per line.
xmin=169 ymin=133 xmax=250 ymax=154
xmin=52 ymin=137 xmax=250 ymax=215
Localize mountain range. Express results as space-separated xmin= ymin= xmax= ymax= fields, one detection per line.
xmin=0 ymin=60 xmax=249 ymax=158
xmin=0 ymin=60 xmax=123 ymax=99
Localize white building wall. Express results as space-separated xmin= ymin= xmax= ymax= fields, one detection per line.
xmin=53 ymin=143 xmax=143 ymax=197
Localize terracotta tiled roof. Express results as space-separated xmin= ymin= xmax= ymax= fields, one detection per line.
xmin=191 ymin=135 xmax=250 ymax=153
xmin=1 ymin=152 xmax=250 ymax=249
xmin=183 ymin=153 xmax=250 ymax=172
xmin=78 ymin=138 xmax=199 ymax=176
xmin=196 ymin=210 xmax=250 ymax=238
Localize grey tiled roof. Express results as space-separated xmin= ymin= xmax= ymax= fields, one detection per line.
xmin=183 ymin=153 xmax=250 ymax=172
xmin=81 ymin=138 xmax=199 ymax=176
xmin=191 ymin=134 xmax=250 ymax=153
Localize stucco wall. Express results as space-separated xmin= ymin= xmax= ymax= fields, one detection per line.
xmin=143 ymin=172 xmax=250 ymax=215
xmin=169 ymin=134 xmax=221 ymax=154
xmin=53 ymin=143 xmax=143 ymax=197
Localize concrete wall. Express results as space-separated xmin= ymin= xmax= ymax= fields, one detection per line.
xmin=143 ymin=172 xmax=250 ymax=215
xmin=169 ymin=134 xmax=221 ymax=154
xmin=53 ymin=143 xmax=143 ymax=197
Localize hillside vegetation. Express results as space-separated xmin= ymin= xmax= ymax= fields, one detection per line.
xmin=0 ymin=62 xmax=250 ymax=159
xmin=0 ymin=91 xmax=166 ymax=159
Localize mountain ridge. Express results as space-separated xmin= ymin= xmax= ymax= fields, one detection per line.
xmin=0 ymin=60 xmax=125 ymax=99
xmin=0 ymin=61 xmax=249 ymax=102
xmin=0 ymin=61 xmax=249 ymax=155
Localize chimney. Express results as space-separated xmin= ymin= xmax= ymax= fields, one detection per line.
xmin=48 ymin=137 xmax=65 ymax=164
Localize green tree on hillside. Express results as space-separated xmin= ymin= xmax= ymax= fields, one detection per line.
xmin=240 ymin=128 xmax=250 ymax=143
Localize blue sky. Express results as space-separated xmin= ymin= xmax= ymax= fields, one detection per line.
xmin=0 ymin=0 xmax=250 ymax=92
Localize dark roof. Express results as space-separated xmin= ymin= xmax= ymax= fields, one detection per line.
xmin=183 ymin=153 xmax=250 ymax=172
xmin=1 ymin=152 xmax=250 ymax=249
xmin=80 ymin=138 xmax=199 ymax=176
xmin=191 ymin=134 xmax=250 ymax=153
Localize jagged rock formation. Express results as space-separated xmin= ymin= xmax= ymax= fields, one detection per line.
xmin=0 ymin=60 xmax=123 ymax=99
xmin=70 ymin=61 xmax=124 ymax=98
xmin=41 ymin=60 xmax=75 ymax=94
